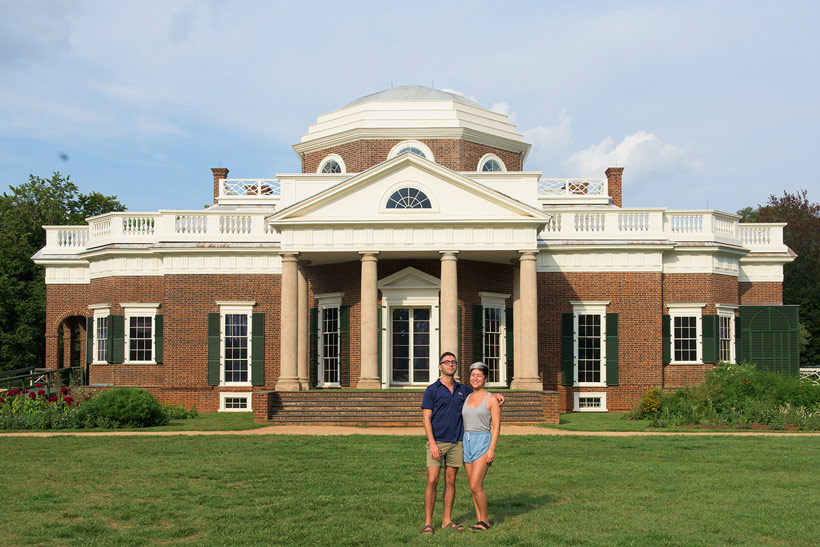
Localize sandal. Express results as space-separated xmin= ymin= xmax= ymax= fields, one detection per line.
xmin=470 ymin=521 xmax=491 ymax=531
xmin=443 ymin=521 xmax=464 ymax=531
xmin=420 ymin=524 xmax=434 ymax=535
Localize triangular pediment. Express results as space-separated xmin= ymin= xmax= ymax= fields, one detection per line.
xmin=269 ymin=154 xmax=549 ymax=228
xmin=378 ymin=267 xmax=440 ymax=290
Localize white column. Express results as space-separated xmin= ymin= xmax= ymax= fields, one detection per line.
xmin=511 ymin=261 xmax=520 ymax=385
xmin=296 ymin=260 xmax=310 ymax=389
xmin=358 ymin=252 xmax=381 ymax=388
xmin=440 ymin=251 xmax=459 ymax=372
xmin=277 ymin=252 xmax=301 ymax=391
xmin=510 ymin=251 xmax=542 ymax=390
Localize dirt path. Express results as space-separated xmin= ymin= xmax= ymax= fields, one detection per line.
xmin=3 ymin=425 xmax=820 ymax=438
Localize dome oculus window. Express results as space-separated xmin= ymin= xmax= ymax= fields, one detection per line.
xmin=321 ymin=160 xmax=341 ymax=173
xmin=478 ymin=154 xmax=506 ymax=172
xmin=317 ymin=154 xmax=346 ymax=174
xmin=387 ymin=140 xmax=435 ymax=162
xmin=386 ymin=188 xmax=431 ymax=209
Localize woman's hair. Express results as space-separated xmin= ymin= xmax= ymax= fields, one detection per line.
xmin=470 ymin=361 xmax=488 ymax=378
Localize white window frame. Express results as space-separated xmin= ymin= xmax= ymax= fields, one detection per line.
xmin=571 ymin=301 xmax=609 ymax=387
xmin=574 ymin=392 xmax=607 ymax=412
xmin=379 ymin=181 xmax=438 ymax=213
xmin=317 ymin=153 xmax=346 ymax=174
xmin=316 ymin=293 xmax=343 ymax=388
xmin=219 ymin=392 xmax=253 ymax=412
xmin=387 ymin=140 xmax=435 ymax=162
xmin=479 ymin=292 xmax=510 ymax=387
xmin=477 ymin=153 xmax=507 ymax=172
xmin=667 ymin=303 xmax=705 ymax=365
xmin=716 ymin=303 xmax=738 ymax=364
xmin=89 ymin=303 xmax=111 ymax=365
xmin=217 ymin=301 xmax=255 ymax=387
xmin=121 ymin=303 xmax=160 ymax=364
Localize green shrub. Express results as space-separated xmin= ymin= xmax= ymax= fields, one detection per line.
xmin=87 ymin=388 xmax=169 ymax=428
xmin=163 ymin=403 xmax=198 ymax=420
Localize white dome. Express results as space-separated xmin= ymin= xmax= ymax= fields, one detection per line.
xmin=345 ymin=85 xmax=480 ymax=108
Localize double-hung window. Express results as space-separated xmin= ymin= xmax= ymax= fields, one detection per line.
xmin=316 ymin=293 xmax=343 ymax=387
xmin=479 ymin=292 xmax=510 ymax=386
xmin=667 ymin=303 xmax=705 ymax=364
xmin=716 ymin=304 xmax=737 ymax=363
xmin=89 ymin=304 xmax=111 ymax=364
xmin=222 ymin=305 xmax=252 ymax=385
xmin=571 ymin=302 xmax=608 ymax=387
xmin=122 ymin=303 xmax=160 ymax=364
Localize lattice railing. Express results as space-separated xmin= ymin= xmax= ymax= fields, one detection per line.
xmin=538 ymin=178 xmax=606 ymax=196
xmin=800 ymin=368 xmax=820 ymax=385
xmin=221 ymin=178 xmax=281 ymax=197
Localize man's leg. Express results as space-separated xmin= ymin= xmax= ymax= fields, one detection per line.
xmin=441 ymin=465 xmax=459 ymax=527
xmin=424 ymin=465 xmax=440 ymax=527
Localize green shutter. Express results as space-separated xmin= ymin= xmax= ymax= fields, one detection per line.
xmin=702 ymin=314 xmax=718 ymax=363
xmin=472 ymin=305 xmax=484 ymax=363
xmin=110 ymin=315 xmax=124 ymax=364
xmin=339 ymin=305 xmax=350 ymax=387
xmin=154 ymin=315 xmax=164 ymax=363
xmin=207 ymin=313 xmax=220 ymax=386
xmin=662 ymin=315 xmax=671 ymax=364
xmin=561 ymin=312 xmax=574 ymax=386
xmin=606 ymin=313 xmax=619 ymax=386
xmin=251 ymin=313 xmax=265 ymax=386
xmin=86 ymin=317 xmax=93 ymax=364
xmin=505 ymin=307 xmax=514 ymax=386
xmin=735 ymin=315 xmax=742 ymax=363
xmin=738 ymin=305 xmax=800 ymax=375
xmin=308 ymin=307 xmax=318 ymax=388
xmin=377 ymin=305 xmax=383 ymax=384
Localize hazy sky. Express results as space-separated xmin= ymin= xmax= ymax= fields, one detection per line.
xmin=1 ymin=0 xmax=817 ymax=214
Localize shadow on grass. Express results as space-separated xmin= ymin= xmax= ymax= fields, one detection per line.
xmin=455 ymin=492 xmax=555 ymax=526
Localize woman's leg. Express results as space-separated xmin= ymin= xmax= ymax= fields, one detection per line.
xmin=468 ymin=456 xmax=491 ymax=526
xmin=463 ymin=462 xmax=480 ymax=520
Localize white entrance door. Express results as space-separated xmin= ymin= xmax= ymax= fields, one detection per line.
xmin=390 ymin=307 xmax=431 ymax=385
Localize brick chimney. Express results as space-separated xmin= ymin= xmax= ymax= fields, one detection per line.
xmin=605 ymin=167 xmax=624 ymax=207
xmin=212 ymin=167 xmax=229 ymax=204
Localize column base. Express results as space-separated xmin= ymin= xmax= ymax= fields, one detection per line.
xmin=276 ymin=377 xmax=302 ymax=391
xmin=356 ymin=377 xmax=381 ymax=389
xmin=510 ymin=377 xmax=543 ymax=391
xmin=297 ymin=376 xmax=309 ymax=389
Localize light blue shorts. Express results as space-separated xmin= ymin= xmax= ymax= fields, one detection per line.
xmin=462 ymin=430 xmax=492 ymax=463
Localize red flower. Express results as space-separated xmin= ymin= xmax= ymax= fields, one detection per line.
xmin=8 ymin=388 xmax=19 ymax=396
xmin=35 ymin=383 xmax=43 ymax=388
xmin=0 ymin=397 xmax=4 ymax=404
xmin=28 ymin=392 xmax=36 ymax=400
xmin=744 ymin=380 xmax=749 ymax=385
xmin=37 ymin=389 xmax=46 ymax=396
xmin=48 ymin=395 xmax=58 ymax=402
xmin=64 ymin=396 xmax=73 ymax=405
xmin=60 ymin=387 xmax=69 ymax=395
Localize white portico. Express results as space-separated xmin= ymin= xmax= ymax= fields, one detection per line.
xmin=268 ymin=152 xmax=550 ymax=390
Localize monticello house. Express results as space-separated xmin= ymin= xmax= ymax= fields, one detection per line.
xmin=34 ymin=86 xmax=798 ymax=423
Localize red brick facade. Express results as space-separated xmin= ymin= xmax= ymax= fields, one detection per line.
xmin=739 ymin=281 xmax=783 ymax=304
xmin=303 ymin=139 xmax=522 ymax=174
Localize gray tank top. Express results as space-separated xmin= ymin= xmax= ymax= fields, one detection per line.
xmin=462 ymin=391 xmax=492 ymax=432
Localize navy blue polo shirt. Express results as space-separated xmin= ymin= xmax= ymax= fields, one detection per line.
xmin=421 ymin=379 xmax=474 ymax=443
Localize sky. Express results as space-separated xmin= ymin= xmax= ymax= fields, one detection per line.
xmin=1 ymin=0 xmax=818 ymax=215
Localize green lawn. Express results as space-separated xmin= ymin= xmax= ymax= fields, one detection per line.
xmin=4 ymin=434 xmax=818 ymax=545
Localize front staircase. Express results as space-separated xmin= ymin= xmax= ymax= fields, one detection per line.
xmin=255 ymin=390 xmax=559 ymax=426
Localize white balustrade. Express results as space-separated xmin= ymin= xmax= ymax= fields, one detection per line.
xmin=618 ymin=212 xmax=651 ymax=232
xmin=738 ymin=223 xmax=786 ymax=252
xmin=538 ymin=178 xmax=607 ymax=197
xmin=175 ymin=214 xmax=207 ymax=234
xmin=574 ymin=212 xmax=606 ymax=232
xmin=220 ymin=178 xmax=281 ymax=198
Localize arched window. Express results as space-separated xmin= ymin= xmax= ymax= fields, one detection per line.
xmin=317 ymin=154 xmax=346 ymax=174
xmin=386 ymin=187 xmax=431 ymax=209
xmin=387 ymin=140 xmax=435 ymax=162
xmin=478 ymin=154 xmax=507 ymax=172
xmin=321 ymin=160 xmax=341 ymax=173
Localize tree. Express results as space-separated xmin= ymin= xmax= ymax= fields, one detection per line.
xmin=0 ymin=173 xmax=126 ymax=370
xmin=738 ymin=190 xmax=820 ymax=366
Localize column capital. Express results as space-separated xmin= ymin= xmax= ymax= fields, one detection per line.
xmin=439 ymin=250 xmax=459 ymax=260
xmin=280 ymin=252 xmax=300 ymax=263
xmin=359 ymin=251 xmax=379 ymax=262
xmin=518 ymin=250 xmax=538 ymax=261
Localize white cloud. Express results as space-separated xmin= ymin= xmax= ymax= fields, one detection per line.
xmin=564 ymin=131 xmax=701 ymax=179
xmin=522 ymin=110 xmax=574 ymax=166
xmin=489 ymin=101 xmax=517 ymax=124
xmin=442 ymin=88 xmax=479 ymax=104
xmin=134 ymin=117 xmax=187 ymax=138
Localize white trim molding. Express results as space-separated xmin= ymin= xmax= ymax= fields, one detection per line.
xmin=666 ymin=303 xmax=706 ymax=364
xmin=574 ymin=392 xmax=607 ymax=412
xmin=219 ymin=392 xmax=253 ymax=412
xmin=477 ymin=153 xmax=507 ymax=172
xmin=317 ymin=154 xmax=346 ymax=174
xmin=387 ymin=140 xmax=435 ymax=162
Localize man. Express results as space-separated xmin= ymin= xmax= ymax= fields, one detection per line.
xmin=420 ymin=352 xmax=504 ymax=534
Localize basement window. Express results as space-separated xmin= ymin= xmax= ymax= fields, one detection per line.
xmin=574 ymin=392 xmax=607 ymax=412
xmin=220 ymin=392 xmax=252 ymax=412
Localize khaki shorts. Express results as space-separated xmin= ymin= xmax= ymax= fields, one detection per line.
xmin=426 ymin=440 xmax=463 ymax=468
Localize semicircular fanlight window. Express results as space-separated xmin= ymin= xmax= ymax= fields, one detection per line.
xmin=386 ymin=187 xmax=431 ymax=209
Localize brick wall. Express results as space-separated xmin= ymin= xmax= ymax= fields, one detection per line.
xmin=538 ymin=271 xmax=664 ymax=412
xmin=303 ymin=139 xmax=522 ymax=173
xmin=739 ymin=281 xmax=783 ymax=304
xmin=662 ymin=273 xmax=738 ymax=314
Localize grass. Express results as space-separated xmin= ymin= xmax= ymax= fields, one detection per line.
xmin=545 ymin=412 xmax=820 ymax=433
xmin=4 ymin=434 xmax=819 ymax=545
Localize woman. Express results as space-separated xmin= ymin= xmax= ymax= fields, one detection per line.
xmin=461 ymin=361 xmax=501 ymax=531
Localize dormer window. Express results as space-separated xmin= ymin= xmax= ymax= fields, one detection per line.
xmin=478 ymin=154 xmax=506 ymax=172
xmin=317 ymin=154 xmax=346 ymax=174
xmin=386 ymin=188 xmax=431 ymax=209
xmin=388 ymin=140 xmax=435 ymax=162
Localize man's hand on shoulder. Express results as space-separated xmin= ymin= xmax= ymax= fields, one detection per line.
xmin=494 ymin=393 xmax=505 ymax=406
